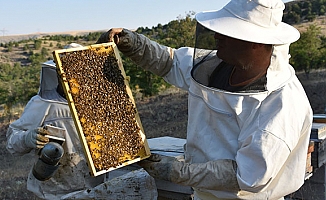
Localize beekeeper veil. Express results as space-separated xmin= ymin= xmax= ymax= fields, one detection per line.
xmin=193 ymin=0 xmax=300 ymax=70
xmin=38 ymin=60 xmax=58 ymax=99
xmin=38 ymin=43 xmax=83 ymax=100
xmin=193 ymin=22 xmax=218 ymax=68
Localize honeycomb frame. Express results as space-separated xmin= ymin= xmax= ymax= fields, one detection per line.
xmin=53 ymin=42 xmax=151 ymax=176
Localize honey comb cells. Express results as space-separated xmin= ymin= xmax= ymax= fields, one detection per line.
xmin=59 ymin=48 xmax=143 ymax=171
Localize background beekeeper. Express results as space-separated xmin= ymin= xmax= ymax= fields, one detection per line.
xmin=96 ymin=0 xmax=313 ymax=199
xmin=6 ymin=43 xmax=105 ymax=199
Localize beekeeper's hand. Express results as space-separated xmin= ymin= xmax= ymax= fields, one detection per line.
xmin=138 ymin=154 xmax=240 ymax=191
xmin=24 ymin=127 xmax=49 ymax=149
xmin=138 ymin=154 xmax=178 ymax=182
xmin=96 ymin=28 xmax=123 ymax=44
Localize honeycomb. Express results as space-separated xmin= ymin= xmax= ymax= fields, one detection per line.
xmin=56 ymin=45 xmax=145 ymax=172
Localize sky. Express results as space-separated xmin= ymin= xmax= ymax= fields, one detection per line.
xmin=1 ymin=0 xmax=292 ymax=36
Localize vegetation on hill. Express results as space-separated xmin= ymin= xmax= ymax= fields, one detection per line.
xmin=1 ymin=1 xmax=326 ymax=119
xmin=283 ymin=0 xmax=326 ymax=24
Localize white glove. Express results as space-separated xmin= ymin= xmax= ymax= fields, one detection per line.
xmin=138 ymin=154 xmax=239 ymax=191
xmin=24 ymin=127 xmax=49 ymax=149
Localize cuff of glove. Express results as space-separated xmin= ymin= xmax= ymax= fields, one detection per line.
xmin=170 ymin=159 xmax=239 ymax=191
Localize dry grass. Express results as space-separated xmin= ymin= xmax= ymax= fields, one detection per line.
xmin=294 ymin=16 xmax=326 ymax=35
xmin=136 ymin=87 xmax=188 ymax=139
xmin=0 ymin=120 xmax=41 ymax=199
xmin=296 ymin=69 xmax=326 ymax=114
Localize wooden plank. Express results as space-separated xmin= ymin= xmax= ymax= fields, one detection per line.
xmin=313 ymin=114 xmax=326 ymax=123
xmin=312 ymin=139 xmax=326 ymax=169
xmin=53 ymin=43 xmax=151 ymax=176
xmin=311 ymin=123 xmax=326 ymax=140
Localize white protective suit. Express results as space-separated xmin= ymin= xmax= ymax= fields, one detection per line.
xmin=116 ymin=29 xmax=313 ymax=199
xmin=6 ymin=60 xmax=105 ymax=199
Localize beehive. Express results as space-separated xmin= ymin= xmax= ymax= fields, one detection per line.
xmin=53 ymin=43 xmax=151 ymax=176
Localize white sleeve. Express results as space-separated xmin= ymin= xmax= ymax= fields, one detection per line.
xmin=6 ymin=96 xmax=48 ymax=155
xmin=163 ymin=47 xmax=195 ymax=91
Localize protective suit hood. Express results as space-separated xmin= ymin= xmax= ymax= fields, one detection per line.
xmin=193 ymin=23 xmax=294 ymax=93
xmin=266 ymin=43 xmax=294 ymax=92
xmin=38 ymin=60 xmax=58 ymax=99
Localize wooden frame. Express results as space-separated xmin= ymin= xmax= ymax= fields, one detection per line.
xmin=53 ymin=43 xmax=151 ymax=176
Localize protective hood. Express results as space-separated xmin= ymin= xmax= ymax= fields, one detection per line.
xmin=267 ymin=43 xmax=294 ymax=91
xmin=38 ymin=60 xmax=59 ymax=99
xmin=193 ymin=22 xmax=294 ymax=93
xmin=38 ymin=43 xmax=83 ymax=99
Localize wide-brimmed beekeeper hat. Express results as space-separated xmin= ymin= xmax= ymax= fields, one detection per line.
xmin=195 ymin=0 xmax=300 ymax=45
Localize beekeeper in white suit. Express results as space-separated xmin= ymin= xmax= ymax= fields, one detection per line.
xmin=6 ymin=43 xmax=107 ymax=199
xmin=97 ymin=0 xmax=313 ymax=199
xmin=6 ymin=43 xmax=158 ymax=200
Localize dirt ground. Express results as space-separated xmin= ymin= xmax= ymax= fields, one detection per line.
xmin=0 ymin=70 xmax=325 ymax=199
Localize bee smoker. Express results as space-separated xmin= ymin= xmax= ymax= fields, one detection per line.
xmin=32 ymin=125 xmax=66 ymax=181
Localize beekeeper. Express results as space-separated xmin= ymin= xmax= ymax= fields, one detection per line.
xmin=6 ymin=43 xmax=105 ymax=199
xmin=96 ymin=0 xmax=313 ymax=199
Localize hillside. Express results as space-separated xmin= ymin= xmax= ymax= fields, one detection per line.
xmin=295 ymin=15 xmax=326 ymax=34
xmin=0 ymin=30 xmax=106 ymax=44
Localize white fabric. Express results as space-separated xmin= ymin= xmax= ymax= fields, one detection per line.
xmin=195 ymin=0 xmax=300 ymax=44
xmin=63 ymin=43 xmax=83 ymax=49
xmin=6 ymin=62 xmax=105 ymax=199
xmin=163 ymin=45 xmax=313 ymax=199
xmin=115 ymin=29 xmax=312 ymax=199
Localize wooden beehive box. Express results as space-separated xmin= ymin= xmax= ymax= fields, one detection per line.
xmin=53 ymin=43 xmax=151 ymax=176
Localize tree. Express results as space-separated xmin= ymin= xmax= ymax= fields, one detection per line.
xmin=7 ymin=45 xmax=13 ymax=52
xmin=0 ymin=63 xmax=40 ymax=117
xmin=23 ymin=44 xmax=29 ymax=51
xmin=292 ymin=4 xmax=302 ymax=14
xmin=34 ymin=40 xmax=42 ymax=50
xmin=122 ymin=12 xmax=197 ymax=96
xmin=290 ymin=24 xmax=322 ymax=77
xmin=122 ymin=55 xmax=170 ymax=97
xmin=41 ymin=47 xmax=49 ymax=57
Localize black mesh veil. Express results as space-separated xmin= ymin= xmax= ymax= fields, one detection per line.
xmin=38 ymin=60 xmax=58 ymax=99
xmin=193 ymin=22 xmax=218 ymax=68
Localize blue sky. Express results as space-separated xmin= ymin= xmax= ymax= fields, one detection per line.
xmin=1 ymin=0 xmax=292 ymax=36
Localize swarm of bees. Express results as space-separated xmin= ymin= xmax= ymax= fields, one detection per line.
xmin=59 ymin=47 xmax=144 ymax=171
